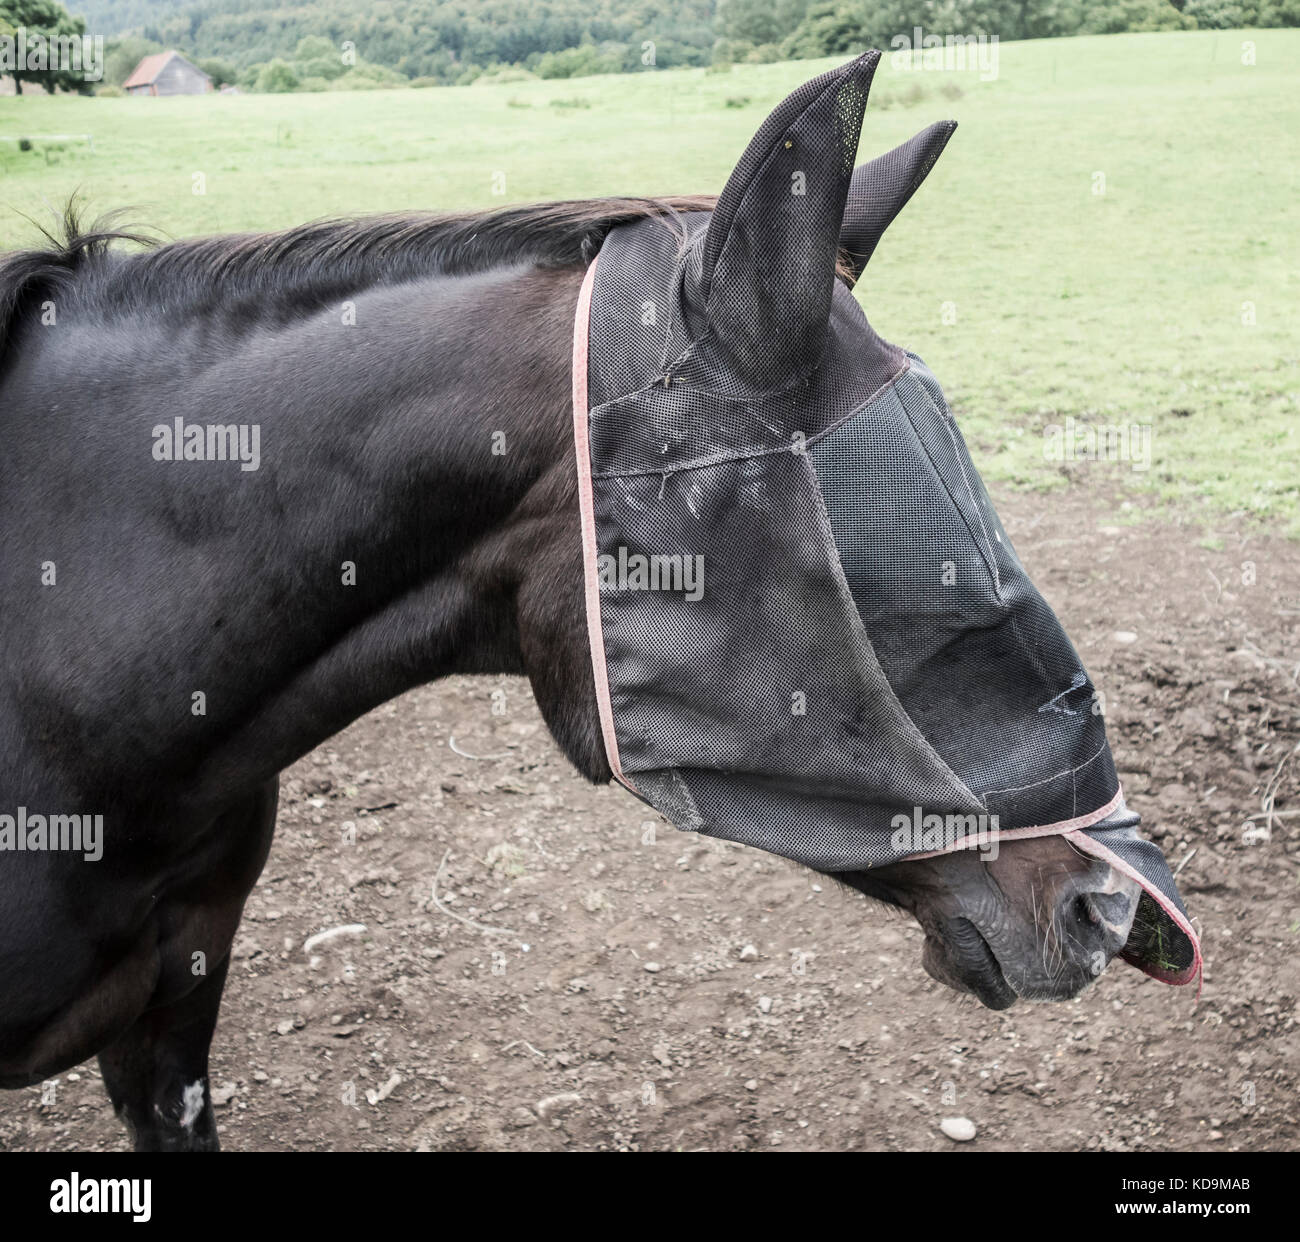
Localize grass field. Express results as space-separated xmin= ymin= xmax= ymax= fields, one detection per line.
xmin=1 ymin=30 xmax=1296 ymax=531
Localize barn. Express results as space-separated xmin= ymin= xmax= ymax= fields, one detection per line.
xmin=123 ymin=51 xmax=213 ymax=97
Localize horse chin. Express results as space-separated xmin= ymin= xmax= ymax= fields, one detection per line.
xmin=922 ymin=920 xmax=1020 ymax=1010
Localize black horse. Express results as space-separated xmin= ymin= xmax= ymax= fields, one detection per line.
xmin=0 ymin=85 xmax=1145 ymax=1151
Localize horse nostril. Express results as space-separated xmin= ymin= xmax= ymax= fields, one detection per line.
xmin=1073 ymin=893 xmax=1100 ymax=928
xmin=1064 ymin=889 xmax=1137 ymax=957
xmin=1063 ymin=894 xmax=1107 ymax=955
xmin=1080 ymin=889 xmax=1136 ymax=930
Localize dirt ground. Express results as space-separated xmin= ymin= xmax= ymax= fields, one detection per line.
xmin=2 ymin=485 xmax=1297 ymax=1152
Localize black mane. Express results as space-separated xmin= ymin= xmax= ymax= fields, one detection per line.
xmin=0 ymin=194 xmax=717 ymax=354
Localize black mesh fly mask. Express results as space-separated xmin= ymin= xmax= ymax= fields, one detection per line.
xmin=570 ymin=53 xmax=1200 ymax=989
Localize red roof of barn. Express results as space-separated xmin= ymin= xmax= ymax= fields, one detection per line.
xmin=123 ymin=50 xmax=211 ymax=89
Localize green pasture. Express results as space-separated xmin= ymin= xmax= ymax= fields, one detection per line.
xmin=1 ymin=30 xmax=1296 ymax=530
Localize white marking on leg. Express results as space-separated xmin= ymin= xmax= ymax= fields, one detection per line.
xmin=179 ymin=1079 xmax=206 ymax=1129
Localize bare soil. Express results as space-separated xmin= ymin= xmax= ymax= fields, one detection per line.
xmin=2 ymin=487 xmax=1297 ymax=1152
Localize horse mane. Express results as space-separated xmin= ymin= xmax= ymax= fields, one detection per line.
xmin=0 ymin=193 xmax=720 ymax=355
xmin=0 ymin=203 xmax=153 ymax=356
xmin=0 ymin=190 xmax=859 ymax=360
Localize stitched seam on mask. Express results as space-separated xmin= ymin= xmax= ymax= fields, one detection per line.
xmin=941 ymin=417 xmax=1001 ymax=597
xmin=978 ymin=738 xmax=1110 ymax=796
xmin=590 ymin=355 xmax=910 ymax=480
xmin=799 ymin=451 xmax=984 ymax=813
xmin=630 ymin=768 xmax=706 ymax=832
xmin=903 ymin=375 xmax=1003 ymax=599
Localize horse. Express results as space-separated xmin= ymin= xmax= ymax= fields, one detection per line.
xmin=0 ymin=64 xmax=1152 ymax=1151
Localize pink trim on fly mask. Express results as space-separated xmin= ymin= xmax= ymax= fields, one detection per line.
xmin=571 ymin=256 xmax=638 ymax=794
xmin=902 ymin=787 xmax=1126 ymax=860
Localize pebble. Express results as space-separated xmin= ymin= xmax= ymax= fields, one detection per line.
xmin=535 ymin=1092 xmax=582 ymax=1121
xmin=940 ymin=1116 xmax=977 ymax=1142
xmin=1112 ymin=631 xmax=1138 ymax=644
xmin=758 ymin=996 xmax=773 ymax=1014
xmin=739 ymin=944 xmax=759 ymax=960
xmin=302 ymin=923 xmax=367 ymax=954
xmin=643 ymin=961 xmax=662 ymax=973
xmin=210 ymin=1082 xmax=238 ymax=1107
xmin=365 ymin=1072 xmax=402 ymax=1106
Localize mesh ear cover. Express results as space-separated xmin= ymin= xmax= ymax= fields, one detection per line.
xmin=574 ymin=58 xmax=1200 ymax=988
xmin=841 ymin=120 xmax=958 ymax=283
xmin=681 ymin=51 xmax=879 ymax=392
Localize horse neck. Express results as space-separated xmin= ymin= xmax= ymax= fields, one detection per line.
xmin=3 ymin=262 xmax=583 ymax=810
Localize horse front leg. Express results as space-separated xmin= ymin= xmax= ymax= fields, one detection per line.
xmin=94 ymin=777 xmax=279 ymax=1151
xmin=97 ymin=952 xmax=231 ymax=1152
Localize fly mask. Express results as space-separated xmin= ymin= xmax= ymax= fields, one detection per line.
xmin=570 ymin=53 xmax=1200 ymax=988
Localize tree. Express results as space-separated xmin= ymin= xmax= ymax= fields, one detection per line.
xmin=104 ymin=35 xmax=162 ymax=87
xmin=294 ymin=54 xmax=347 ymax=82
xmin=0 ymin=0 xmax=94 ymax=95
xmin=294 ymin=35 xmax=337 ymax=62
xmin=197 ymin=56 xmax=238 ymax=88
xmin=1076 ymin=0 xmax=1194 ymax=31
xmin=780 ymin=1 xmax=870 ymax=58
xmin=255 ymin=58 xmax=300 ymax=93
xmin=717 ymin=0 xmax=809 ymax=45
